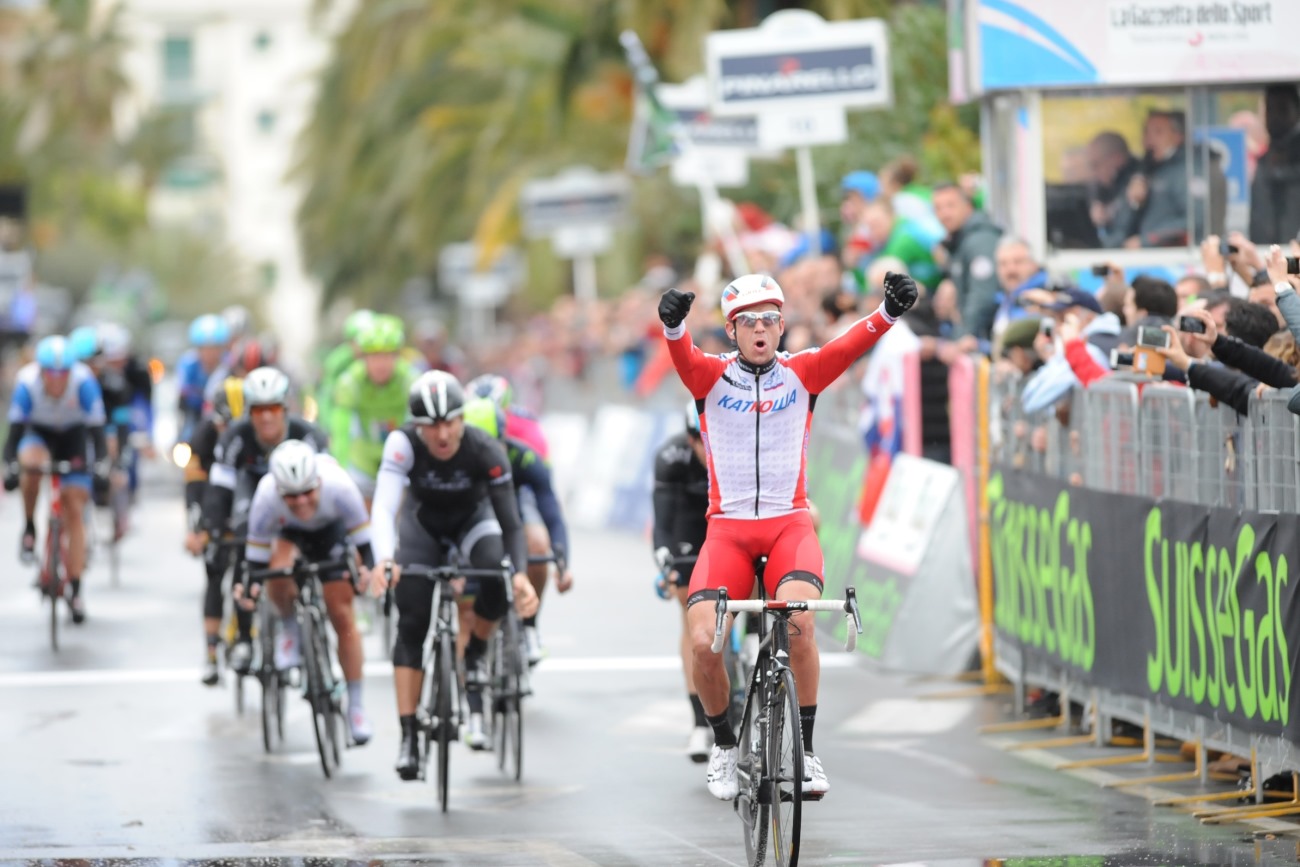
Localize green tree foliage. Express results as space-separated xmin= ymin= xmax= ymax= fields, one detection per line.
xmin=297 ymin=0 xmax=977 ymax=308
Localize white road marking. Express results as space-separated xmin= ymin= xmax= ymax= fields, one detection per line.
xmin=0 ymin=651 xmax=857 ymax=689
xmin=839 ymin=697 xmax=974 ymax=736
xmin=617 ymin=699 xmax=690 ymax=734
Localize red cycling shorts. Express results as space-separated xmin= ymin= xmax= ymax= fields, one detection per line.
xmin=686 ymin=510 xmax=824 ymax=606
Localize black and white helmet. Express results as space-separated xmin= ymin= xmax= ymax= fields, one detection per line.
xmin=408 ymin=370 xmax=465 ymax=423
xmin=268 ymin=440 xmax=320 ymax=496
xmin=242 ymin=366 xmax=290 ymax=408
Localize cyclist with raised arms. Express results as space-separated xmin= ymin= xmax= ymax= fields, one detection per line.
xmin=652 ymin=401 xmax=712 ymax=762
xmin=199 ymin=367 xmax=328 ymax=673
xmin=360 ymin=370 xmax=538 ymax=779
xmin=182 ymin=376 xmax=245 ymax=685
xmin=3 ymin=336 xmax=110 ymax=623
xmin=177 ymin=314 xmax=230 ymax=443
xmin=462 ymin=397 xmax=574 ymax=665
xmin=656 ymin=270 xmax=917 ymax=799
xmin=329 ymin=315 xmax=417 ymax=506
xmin=237 ymin=441 xmax=376 ymax=744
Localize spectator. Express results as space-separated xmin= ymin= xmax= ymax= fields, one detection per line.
xmin=1021 ymin=288 xmax=1122 ymax=413
xmin=933 ymin=182 xmax=1002 ymax=342
xmin=1249 ymin=84 xmax=1300 ymax=244
xmin=1225 ymin=297 xmax=1281 ymax=349
xmin=853 ymin=199 xmax=941 ymax=289
xmin=1086 ymin=131 xmax=1141 ymax=248
xmin=998 ymin=317 xmax=1048 ymax=377
xmin=880 ymin=156 xmax=946 ymax=246
xmin=990 ymin=236 xmax=1047 ymax=342
xmin=1157 ymin=308 xmax=1295 ymax=416
xmin=1121 ymin=276 xmax=1179 ymax=343
xmin=841 ymin=171 xmax=880 ymax=267
xmin=1120 ymin=111 xmax=1195 ymax=248
xmin=1175 ymin=274 xmax=1211 ymax=308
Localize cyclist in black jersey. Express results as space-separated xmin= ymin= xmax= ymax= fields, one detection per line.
xmin=362 ymin=370 xmax=539 ymax=780
xmin=199 ymin=366 xmax=328 ymax=673
xmin=183 ymin=376 xmax=244 ymax=685
xmin=653 ymin=402 xmax=712 ymax=762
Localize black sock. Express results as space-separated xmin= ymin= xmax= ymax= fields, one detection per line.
xmin=707 ymin=710 xmax=736 ymax=749
xmin=399 ymin=713 xmax=418 ymax=735
xmin=466 ymin=634 xmax=487 ymax=659
xmin=467 ymin=690 xmax=484 ymax=714
xmin=205 ymin=634 xmax=220 ymax=658
xmin=522 ymin=614 xmax=537 ymax=628
xmin=69 ymin=577 xmax=81 ymax=598
xmin=800 ymin=705 xmax=817 ymax=754
xmin=689 ymin=693 xmax=707 ymax=728
xmin=235 ymin=608 xmax=253 ymax=642
xmin=23 ymin=518 xmax=34 ymax=537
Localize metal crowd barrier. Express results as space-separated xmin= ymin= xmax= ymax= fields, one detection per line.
xmin=984 ymin=368 xmax=1300 ymax=789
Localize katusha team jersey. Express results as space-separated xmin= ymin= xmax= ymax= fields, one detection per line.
xmin=663 ymin=306 xmax=896 ymax=520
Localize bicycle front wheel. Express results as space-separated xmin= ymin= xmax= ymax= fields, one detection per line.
xmin=259 ymin=606 xmax=281 ymax=753
xmin=769 ymin=667 xmax=804 ymax=867
xmin=432 ymin=631 xmax=454 ymax=812
xmin=492 ymin=612 xmax=525 ymax=781
xmin=302 ymin=612 xmax=338 ymax=779
xmin=46 ymin=521 xmax=62 ymax=653
xmin=735 ymin=685 xmax=767 ymax=867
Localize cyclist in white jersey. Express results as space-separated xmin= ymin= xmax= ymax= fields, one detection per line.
xmin=238 ymin=440 xmax=375 ymax=744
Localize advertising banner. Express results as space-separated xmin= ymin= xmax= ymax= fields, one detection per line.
xmin=706 ymin=12 xmax=892 ymax=116
xmin=808 ymin=426 xmax=978 ymax=675
xmin=989 ymin=466 xmax=1300 ymax=740
xmin=962 ymin=0 xmax=1300 ymax=96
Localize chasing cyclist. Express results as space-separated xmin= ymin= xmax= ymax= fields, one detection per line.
xmin=199 ymin=367 xmax=328 ymax=673
xmin=361 ymin=370 xmax=539 ymax=778
xmin=183 ymin=376 xmax=245 ymax=685
xmin=316 ymin=309 xmax=374 ymax=425
xmin=656 ymin=270 xmax=917 ymax=800
xmin=328 ymin=315 xmax=417 ymax=506
xmin=177 ymin=314 xmax=230 ymax=444
xmin=462 ymin=397 xmax=574 ymax=665
xmin=467 ymin=374 xmax=549 ymax=459
xmin=3 ymin=336 xmax=110 ymax=623
xmin=238 ymin=441 xmax=376 ymax=744
xmin=652 ymin=402 xmax=712 ymax=762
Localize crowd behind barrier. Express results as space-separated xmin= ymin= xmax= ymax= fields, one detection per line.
xmin=984 ymin=366 xmax=1300 ymax=787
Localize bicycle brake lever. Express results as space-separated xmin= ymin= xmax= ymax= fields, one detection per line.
xmin=846 ymin=586 xmax=863 ymax=634
xmin=710 ymin=588 xmax=729 ymax=654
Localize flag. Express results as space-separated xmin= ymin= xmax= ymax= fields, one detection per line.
xmin=621 ymin=31 xmax=680 ymax=175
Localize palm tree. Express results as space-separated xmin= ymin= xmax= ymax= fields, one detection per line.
xmin=17 ymin=0 xmax=130 ymax=169
xmin=294 ymin=0 xmax=726 ymax=308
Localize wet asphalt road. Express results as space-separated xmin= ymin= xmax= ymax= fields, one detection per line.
xmin=2 ymin=469 xmax=1300 ymax=865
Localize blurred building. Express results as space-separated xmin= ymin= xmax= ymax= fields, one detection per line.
xmin=113 ymin=0 xmax=353 ymax=359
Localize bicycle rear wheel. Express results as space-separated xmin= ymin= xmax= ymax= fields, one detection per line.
xmin=303 ymin=611 xmax=337 ymax=779
xmin=735 ymin=684 xmax=767 ymax=867
xmin=46 ymin=521 xmax=62 ymax=653
xmin=769 ymin=667 xmax=804 ymax=867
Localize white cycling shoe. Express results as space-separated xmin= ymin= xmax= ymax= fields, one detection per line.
xmin=349 ymin=705 xmax=372 ymax=746
xmin=706 ymin=745 xmax=739 ymax=800
xmin=687 ymin=726 xmax=712 ymax=763
xmin=802 ymin=753 xmax=829 ymax=798
xmin=274 ymin=633 xmax=301 ymax=670
xmin=464 ymin=712 xmax=489 ymax=751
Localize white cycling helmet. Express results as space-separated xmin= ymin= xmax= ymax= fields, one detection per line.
xmin=720 ymin=273 xmax=785 ymax=321
xmin=222 ymin=304 xmax=251 ymax=339
xmin=98 ymin=323 xmax=131 ymax=361
xmin=268 ymin=440 xmax=319 ymax=496
xmin=242 ymin=366 xmax=290 ymax=408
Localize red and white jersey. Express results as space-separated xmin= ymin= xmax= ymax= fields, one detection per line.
xmin=665 ymin=306 xmax=896 ymax=520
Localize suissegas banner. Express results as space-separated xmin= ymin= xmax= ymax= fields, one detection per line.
xmin=989 ymin=467 xmax=1300 ymax=739
xmin=951 ymin=0 xmax=1300 ymax=97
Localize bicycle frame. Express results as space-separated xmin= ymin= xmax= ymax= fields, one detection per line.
xmin=712 ymin=585 xmax=862 ymax=867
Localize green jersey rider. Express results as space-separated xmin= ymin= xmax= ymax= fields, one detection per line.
xmin=315 ymin=308 xmax=375 ymax=426
xmin=328 ymin=315 xmax=418 ymax=506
